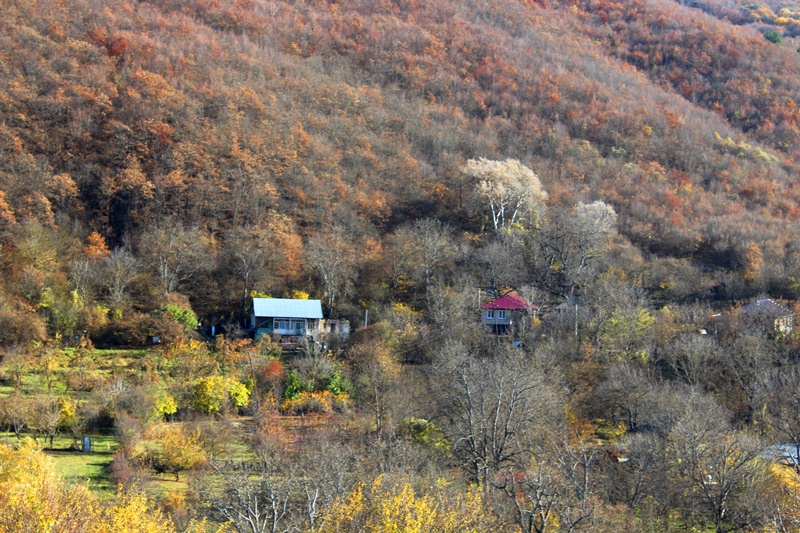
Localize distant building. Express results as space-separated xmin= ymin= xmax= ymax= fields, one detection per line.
xmin=556 ymin=297 xmax=584 ymax=335
xmin=762 ymin=443 xmax=800 ymax=469
xmin=480 ymin=293 xmax=537 ymax=335
xmin=556 ymin=297 xmax=583 ymax=314
xmin=741 ymin=298 xmax=794 ymax=335
xmin=251 ymin=298 xmax=349 ymax=348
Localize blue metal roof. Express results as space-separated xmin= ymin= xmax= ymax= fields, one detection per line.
xmin=252 ymin=298 xmax=323 ymax=319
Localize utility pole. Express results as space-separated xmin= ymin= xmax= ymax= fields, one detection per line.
xmin=575 ymin=303 xmax=579 ymax=338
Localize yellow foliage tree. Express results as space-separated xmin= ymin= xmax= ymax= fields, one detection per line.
xmin=351 ymin=338 xmax=400 ymax=433
xmin=96 ymin=491 xmax=175 ymax=533
xmin=144 ymin=424 xmax=207 ymax=481
xmin=0 ymin=439 xmax=178 ymax=532
xmin=193 ymin=375 xmax=251 ymax=414
xmin=318 ymin=475 xmax=503 ymax=533
xmin=0 ymin=438 xmax=99 ymax=532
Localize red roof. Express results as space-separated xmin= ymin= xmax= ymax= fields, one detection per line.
xmin=480 ymin=293 xmax=537 ymax=311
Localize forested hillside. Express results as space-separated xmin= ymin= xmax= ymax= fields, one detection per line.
xmin=4 ymin=0 xmax=800 ymax=531
xmin=4 ymin=0 xmax=800 ymax=313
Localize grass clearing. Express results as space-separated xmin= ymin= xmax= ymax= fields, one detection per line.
xmin=0 ymin=345 xmax=345 ymax=501
xmin=49 ymin=434 xmax=119 ymax=493
xmin=1 ymin=433 xmax=120 ymax=495
xmin=0 ymin=347 xmax=157 ymax=399
xmin=148 ymin=474 xmax=194 ymax=497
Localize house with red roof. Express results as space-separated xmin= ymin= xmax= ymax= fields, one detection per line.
xmin=480 ymin=293 xmax=538 ymax=335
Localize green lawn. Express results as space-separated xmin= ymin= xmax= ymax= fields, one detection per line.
xmin=0 ymin=433 xmax=120 ymax=494
xmin=148 ymin=474 xmax=193 ymax=497
xmin=0 ymin=346 xmax=264 ymax=500
xmin=49 ymin=434 xmax=119 ymax=494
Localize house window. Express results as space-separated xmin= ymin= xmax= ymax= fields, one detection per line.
xmin=498 ymin=310 xmax=506 ymax=319
xmin=292 ymin=320 xmax=305 ymax=331
xmin=486 ymin=310 xmax=494 ymax=319
xmin=275 ymin=320 xmax=291 ymax=330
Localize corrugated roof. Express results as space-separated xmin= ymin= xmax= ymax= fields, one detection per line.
xmin=480 ymin=293 xmax=536 ymax=310
xmin=253 ymin=298 xmax=323 ymax=319
xmin=742 ymin=298 xmax=794 ymax=318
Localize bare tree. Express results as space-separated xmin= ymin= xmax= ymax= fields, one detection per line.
xmin=529 ymin=201 xmax=617 ymax=296
xmin=410 ymin=218 xmax=455 ymax=292
xmin=667 ymin=393 xmax=770 ymax=533
xmin=548 ymin=436 xmax=598 ymax=532
xmin=387 ymin=219 xmax=457 ymax=296
xmin=100 ymin=247 xmax=139 ymax=311
xmin=499 ymin=433 xmax=598 ymax=533
xmin=473 ymin=232 xmax=527 ymax=292
xmin=139 ymin=220 xmax=210 ymax=294
xmin=436 ymin=344 xmax=564 ymax=486
xmin=500 ymin=458 xmax=563 ymax=533
xmin=293 ymin=439 xmax=357 ymax=532
xmin=306 ymin=226 xmax=356 ymax=316
xmin=618 ymin=431 xmax=668 ymax=509
xmin=425 ymin=279 xmax=482 ymax=343
xmin=16 ymin=220 xmax=58 ymax=271
xmin=1 ymin=345 xmax=30 ymax=391
xmin=0 ymin=393 xmax=29 ymax=440
xmin=200 ymin=451 xmax=296 ymax=533
xmin=657 ymin=334 xmax=718 ymax=388
xmin=753 ymin=363 xmax=800 ymax=469
xmin=226 ymin=225 xmax=272 ymax=318
xmin=463 ymin=158 xmax=548 ymax=234
xmin=717 ymin=333 xmax=777 ymax=421
xmin=592 ymin=363 xmax=656 ymax=432
xmin=69 ymin=257 xmax=100 ymax=303
xmin=30 ymin=395 xmax=62 ymax=449
xmin=385 ymin=224 xmax=417 ymax=293
xmin=349 ymin=336 xmax=401 ymax=433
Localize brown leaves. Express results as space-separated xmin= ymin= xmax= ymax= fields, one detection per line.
xmin=102 ymin=156 xmax=155 ymax=200
xmin=83 ymin=231 xmax=110 ymax=259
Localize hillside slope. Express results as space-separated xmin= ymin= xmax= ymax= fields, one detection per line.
xmin=1 ymin=0 xmax=800 ymax=317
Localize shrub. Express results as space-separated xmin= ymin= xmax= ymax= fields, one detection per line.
xmin=109 ymin=448 xmax=151 ymax=490
xmin=160 ymin=304 xmax=199 ymax=332
xmin=93 ymin=311 xmax=151 ymax=347
xmin=193 ymin=376 xmax=251 ymax=414
xmin=283 ymin=369 xmax=312 ymax=400
xmin=279 ymin=390 xmax=350 ymax=414
xmin=399 ymin=417 xmax=450 ymax=455
xmin=0 ymin=305 xmax=46 ymax=347
xmin=322 ymin=371 xmax=354 ymax=396
xmin=765 ymin=29 xmax=783 ymax=44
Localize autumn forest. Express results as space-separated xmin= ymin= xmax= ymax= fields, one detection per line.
xmin=5 ymin=0 xmax=800 ymax=531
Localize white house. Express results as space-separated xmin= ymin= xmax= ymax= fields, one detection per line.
xmin=251 ymin=298 xmax=349 ymax=346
